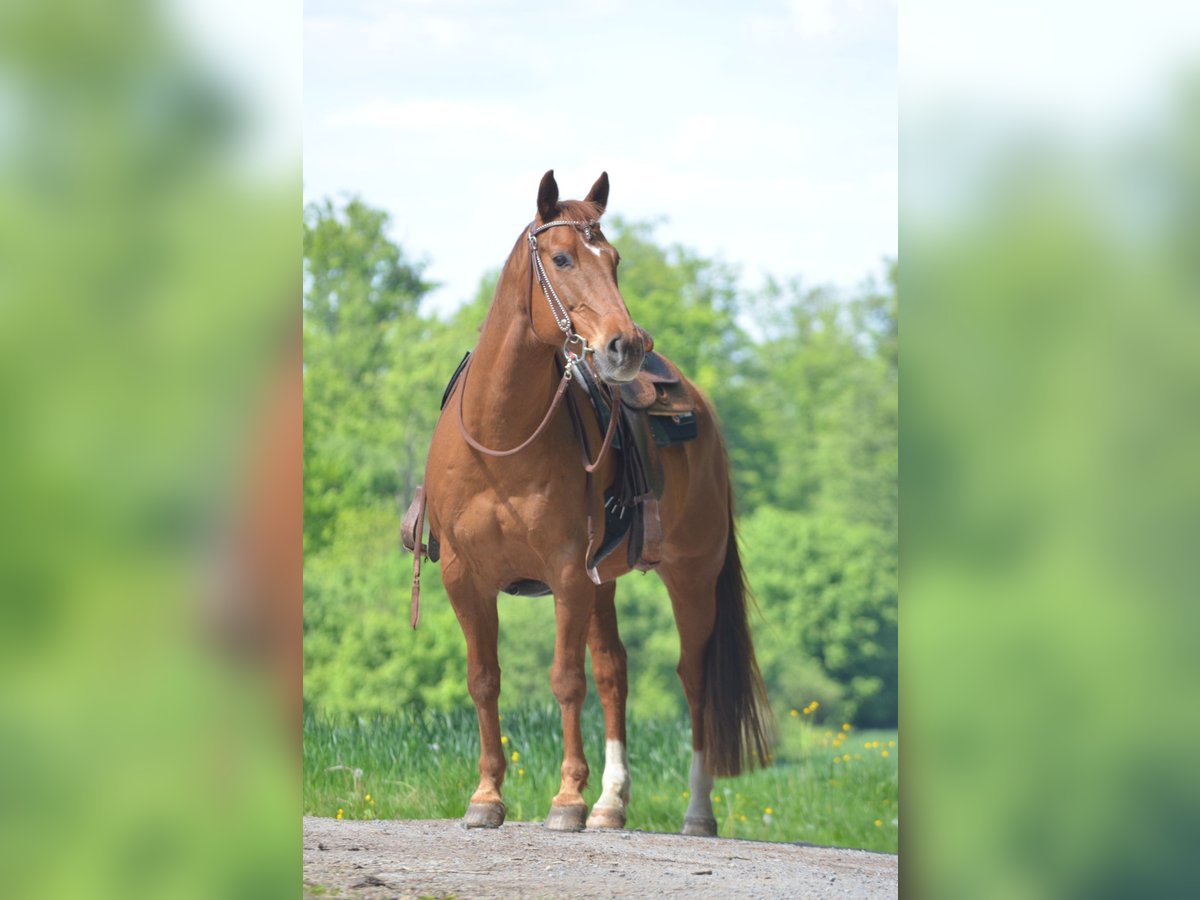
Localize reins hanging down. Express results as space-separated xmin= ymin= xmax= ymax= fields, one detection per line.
xmin=407 ymin=218 xmax=619 ymax=627
xmin=454 ymin=217 xmax=618 ymax=466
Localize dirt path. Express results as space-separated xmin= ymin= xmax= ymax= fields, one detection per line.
xmin=304 ymin=816 xmax=898 ymax=898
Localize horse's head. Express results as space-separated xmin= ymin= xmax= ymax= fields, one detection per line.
xmin=528 ymin=170 xmax=645 ymax=383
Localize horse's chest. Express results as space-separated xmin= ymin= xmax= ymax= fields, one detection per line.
xmin=447 ymin=471 xmax=581 ymax=548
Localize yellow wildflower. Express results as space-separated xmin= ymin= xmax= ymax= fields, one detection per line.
xmin=682 ymin=790 xmax=690 ymax=799
xmin=500 ymin=736 xmax=508 ymax=745
xmin=888 ymin=740 xmax=896 ymax=747
xmin=833 ymin=757 xmax=840 ymax=764
xmin=364 ymin=794 xmax=371 ymax=802
xmin=511 ymin=751 xmax=520 ymax=763
xmin=790 ymin=708 xmax=799 ymax=717
xmin=714 ymin=795 xmax=721 ymax=804
xmin=882 ymin=750 xmax=890 ymax=758
xmin=842 ymin=723 xmax=851 ymax=732
xmin=811 ymin=701 xmax=819 ymax=709
xmin=764 ymin=806 xmax=774 ymax=815
xmin=336 ymin=808 xmax=344 ymax=820
xmin=518 ymin=768 xmax=525 ymax=777
xmin=874 ymin=819 xmax=883 ymax=827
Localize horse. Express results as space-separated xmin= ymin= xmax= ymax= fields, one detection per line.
xmin=410 ymin=170 xmax=771 ymax=835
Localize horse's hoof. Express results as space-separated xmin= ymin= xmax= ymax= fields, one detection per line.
xmin=585 ymin=805 xmax=627 ymax=830
xmin=682 ymin=816 xmax=718 ymax=837
xmin=545 ymin=803 xmax=588 ymax=832
xmin=463 ymin=802 xmax=506 ymax=829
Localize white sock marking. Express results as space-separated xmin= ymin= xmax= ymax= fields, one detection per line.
xmin=685 ymin=750 xmax=714 ymax=821
xmin=595 ymin=739 xmax=630 ymax=809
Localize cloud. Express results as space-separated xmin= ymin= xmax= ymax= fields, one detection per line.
xmin=789 ymin=0 xmax=836 ymax=37
xmin=326 ymin=99 xmax=525 ymax=137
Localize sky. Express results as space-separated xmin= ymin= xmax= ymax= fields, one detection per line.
xmin=304 ymin=0 xmax=896 ymax=315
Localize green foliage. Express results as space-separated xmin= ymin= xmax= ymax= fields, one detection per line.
xmin=302 ymin=197 xmax=441 ymax=555
xmin=303 ymin=199 xmax=897 ymax=731
xmin=742 ymin=507 xmax=897 ymax=725
xmin=303 ymin=706 xmax=898 ymax=852
xmin=608 ymin=218 xmax=778 ymax=510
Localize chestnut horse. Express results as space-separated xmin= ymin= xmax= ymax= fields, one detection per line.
xmin=417 ymin=170 xmax=771 ymax=835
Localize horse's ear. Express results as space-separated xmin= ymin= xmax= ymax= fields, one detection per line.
xmin=585 ymin=171 xmax=609 ymax=213
xmin=537 ymin=169 xmax=559 ymax=222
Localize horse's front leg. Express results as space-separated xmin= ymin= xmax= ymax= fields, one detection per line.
xmin=585 ymin=582 xmax=631 ymax=829
xmin=444 ymin=559 xmax=506 ymax=828
xmin=544 ymin=571 xmax=597 ymax=831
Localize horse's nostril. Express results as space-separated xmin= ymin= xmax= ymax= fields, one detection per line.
xmin=608 ymin=336 xmax=622 ymax=357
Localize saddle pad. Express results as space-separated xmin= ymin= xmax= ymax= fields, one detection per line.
xmin=649 ymin=411 xmax=698 ymax=446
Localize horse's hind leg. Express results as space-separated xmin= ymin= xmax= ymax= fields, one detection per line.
xmin=585 ymin=582 xmax=630 ymax=829
xmin=658 ymin=559 xmax=720 ymax=837
xmin=544 ymin=573 xmax=597 ymax=831
xmin=444 ymin=561 xmax=506 ymax=828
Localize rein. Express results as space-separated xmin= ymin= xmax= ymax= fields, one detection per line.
xmin=454 ymin=216 xmax=619 ymax=471
xmin=409 ymin=217 xmax=623 ymax=627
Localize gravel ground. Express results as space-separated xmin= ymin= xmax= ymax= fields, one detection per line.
xmin=303 ymin=816 xmax=898 ymax=898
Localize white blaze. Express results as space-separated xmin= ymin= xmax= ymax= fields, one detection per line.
xmin=684 ymin=750 xmax=715 ymax=821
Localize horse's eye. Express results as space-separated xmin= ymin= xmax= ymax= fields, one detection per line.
xmin=553 ymin=253 xmax=570 ymax=268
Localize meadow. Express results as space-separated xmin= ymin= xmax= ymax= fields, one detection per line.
xmin=304 ymin=702 xmax=898 ymax=854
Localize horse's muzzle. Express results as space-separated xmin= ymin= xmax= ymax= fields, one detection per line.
xmin=596 ymin=332 xmax=646 ymax=383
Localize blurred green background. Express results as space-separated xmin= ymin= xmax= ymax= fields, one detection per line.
xmin=902 ymin=35 xmax=1200 ymax=900
xmin=0 ymin=0 xmax=299 ymax=897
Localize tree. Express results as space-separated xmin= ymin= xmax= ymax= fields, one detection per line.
xmin=606 ymin=218 xmax=778 ymax=511
xmin=302 ymin=197 xmax=433 ymax=553
xmin=754 ymin=269 xmax=897 ymax=533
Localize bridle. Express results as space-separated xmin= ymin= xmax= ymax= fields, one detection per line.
xmin=407 ymin=218 xmax=626 ymax=620
xmin=527 ymin=217 xmax=600 ymax=363
xmin=450 ymin=217 xmax=623 ymax=585
xmin=455 ymin=217 xmax=620 ymax=469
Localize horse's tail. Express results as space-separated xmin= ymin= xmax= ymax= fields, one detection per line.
xmin=701 ymin=486 xmax=774 ymax=777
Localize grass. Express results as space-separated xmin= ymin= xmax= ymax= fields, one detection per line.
xmin=304 ymin=704 xmax=898 ymax=853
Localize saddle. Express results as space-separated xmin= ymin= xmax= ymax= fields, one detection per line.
xmin=572 ymin=349 xmax=697 ymax=575
xmin=401 ymin=341 xmax=698 ymax=620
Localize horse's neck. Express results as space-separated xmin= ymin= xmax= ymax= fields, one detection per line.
xmin=463 ymin=271 xmax=561 ymax=444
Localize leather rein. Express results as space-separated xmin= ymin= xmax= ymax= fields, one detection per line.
xmin=408 ymin=219 xmax=625 ymax=628
xmin=454 ymin=217 xmax=619 ymax=473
